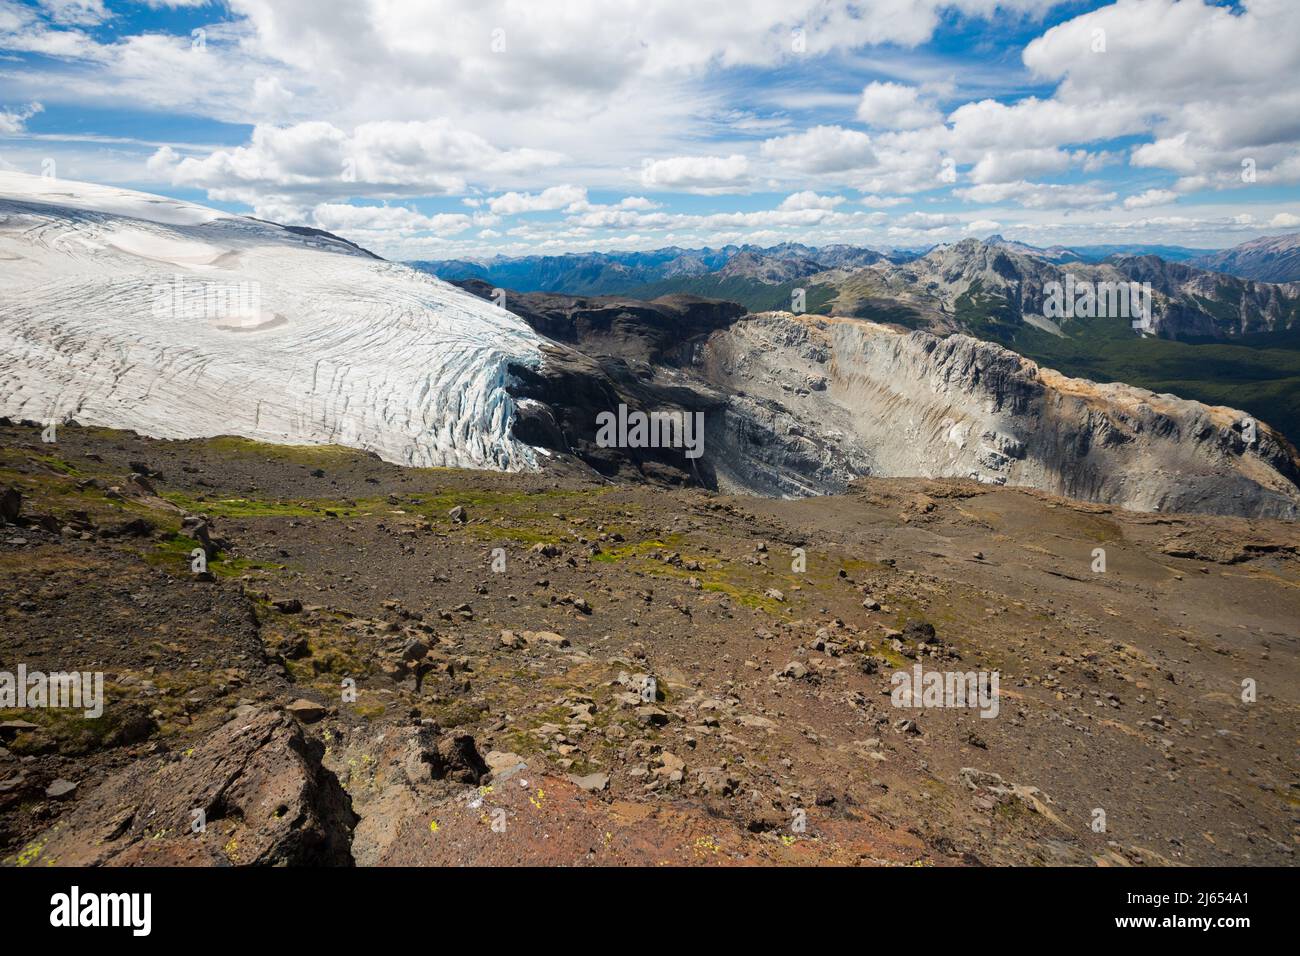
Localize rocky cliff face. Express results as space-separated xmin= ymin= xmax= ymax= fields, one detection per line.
xmin=697 ymin=314 xmax=1300 ymax=517
xmin=457 ymin=273 xmax=1300 ymax=518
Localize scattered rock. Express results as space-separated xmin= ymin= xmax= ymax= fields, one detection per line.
xmin=521 ymin=630 xmax=569 ymax=648
xmin=485 ymin=751 xmax=527 ymax=781
xmin=0 ymin=719 xmax=40 ymax=740
xmin=45 ymin=778 xmax=77 ymax=800
xmin=569 ymin=771 xmax=610 ymax=792
xmin=285 ymin=698 xmax=327 ymax=723
xmin=635 ymin=705 xmax=669 ymax=727
xmin=0 ymin=487 xmax=20 ymax=524
xmin=697 ymin=767 xmax=738 ymax=797
xmin=902 ymin=620 xmax=939 ymax=644
xmin=746 ymin=806 xmax=786 ymax=833
xmin=406 ymin=730 xmax=488 ymax=785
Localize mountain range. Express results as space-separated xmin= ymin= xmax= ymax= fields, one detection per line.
xmin=3 ymin=172 xmax=1298 ymax=519
xmin=417 ymin=233 xmax=1300 ymax=450
xmin=1188 ymin=232 xmax=1300 ymax=282
xmin=411 ymin=233 xmax=1300 ymax=299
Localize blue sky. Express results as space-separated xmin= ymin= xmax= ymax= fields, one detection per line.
xmin=2 ymin=0 xmax=1297 ymax=259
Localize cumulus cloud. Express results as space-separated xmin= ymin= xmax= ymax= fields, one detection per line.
xmin=779 ymin=190 xmax=845 ymax=210
xmin=859 ymin=194 xmax=909 ymax=208
xmin=148 ymin=119 xmax=563 ymax=204
xmin=1122 ymin=188 xmax=1177 ymax=210
xmin=7 ymin=0 xmax=1299 ymax=255
xmin=1022 ymin=0 xmax=1300 ymax=188
xmin=487 ymin=185 xmax=587 ymax=215
xmin=310 ymin=202 xmax=473 ymax=235
xmin=894 ymin=211 xmax=960 ymax=230
xmin=760 ymin=126 xmax=876 ymax=175
xmin=856 ymin=82 xmax=941 ymax=130
xmin=639 ymin=154 xmax=750 ymax=193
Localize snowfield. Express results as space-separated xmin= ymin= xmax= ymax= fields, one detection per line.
xmin=0 ymin=171 xmax=543 ymax=469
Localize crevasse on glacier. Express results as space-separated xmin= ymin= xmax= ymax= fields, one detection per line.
xmin=0 ymin=172 xmax=544 ymax=470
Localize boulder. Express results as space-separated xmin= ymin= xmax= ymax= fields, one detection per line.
xmin=569 ymin=772 xmax=610 ymax=793
xmin=404 ymin=729 xmax=488 ymax=786
xmin=285 ymin=698 xmax=326 ymax=723
xmin=25 ymin=710 xmax=357 ymax=865
xmin=0 ymin=487 xmax=20 ymax=524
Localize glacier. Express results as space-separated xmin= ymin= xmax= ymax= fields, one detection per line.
xmin=0 ymin=171 xmax=543 ymax=470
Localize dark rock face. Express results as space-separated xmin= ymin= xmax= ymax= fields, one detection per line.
xmin=0 ymin=487 xmax=19 ymax=524
xmin=404 ymin=729 xmax=489 ymax=786
xmin=30 ymin=709 xmax=357 ymax=865
xmin=457 ymin=280 xmax=736 ymax=487
xmin=455 ymin=279 xmax=743 ymax=363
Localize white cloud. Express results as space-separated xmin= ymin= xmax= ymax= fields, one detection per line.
xmin=148 ymin=119 xmax=563 ymax=204
xmin=969 ymin=147 xmax=1071 ymax=184
xmin=0 ymin=101 xmax=42 ymax=135
xmin=894 ymin=211 xmax=959 ymax=230
xmin=955 ymin=180 xmax=1117 ymax=209
xmin=310 ymin=202 xmax=473 ymax=235
xmin=858 ymin=194 xmax=909 ymax=208
xmin=779 ymin=190 xmax=845 ymax=211
xmin=639 ymin=154 xmax=750 ymax=193
xmin=1023 ymin=0 xmax=1300 ymax=188
xmin=1122 ymin=189 xmax=1177 ymax=210
xmin=760 ymin=125 xmax=876 ymax=175
xmin=7 ymin=0 xmax=1300 ymax=257
xmin=856 ymin=82 xmax=941 ymax=130
xmin=35 ymin=1 xmax=107 ymax=27
xmin=487 ymin=185 xmax=587 ymax=216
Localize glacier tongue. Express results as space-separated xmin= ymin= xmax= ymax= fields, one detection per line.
xmin=0 ymin=172 xmax=543 ymax=470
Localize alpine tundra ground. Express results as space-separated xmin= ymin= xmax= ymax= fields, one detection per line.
xmin=0 ymin=419 xmax=1296 ymax=866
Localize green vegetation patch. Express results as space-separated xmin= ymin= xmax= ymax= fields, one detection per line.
xmin=1000 ymin=313 xmax=1300 ymax=448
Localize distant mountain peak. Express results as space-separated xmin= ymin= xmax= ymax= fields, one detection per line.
xmin=1190 ymin=231 xmax=1300 ymax=282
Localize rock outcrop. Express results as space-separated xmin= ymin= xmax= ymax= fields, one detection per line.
xmin=474 ymin=282 xmax=1300 ymax=517
xmin=699 ymin=314 xmax=1300 ymax=517
xmin=27 ymin=709 xmax=357 ymax=866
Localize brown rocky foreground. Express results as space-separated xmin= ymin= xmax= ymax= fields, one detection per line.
xmin=0 ymin=420 xmax=1296 ymax=866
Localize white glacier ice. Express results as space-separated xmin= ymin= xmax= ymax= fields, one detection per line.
xmin=0 ymin=171 xmax=543 ymax=469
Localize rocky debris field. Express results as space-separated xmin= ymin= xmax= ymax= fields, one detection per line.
xmin=0 ymin=419 xmax=1296 ymax=866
